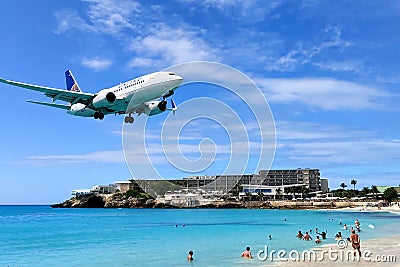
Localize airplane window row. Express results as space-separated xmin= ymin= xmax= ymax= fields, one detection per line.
xmin=127 ymin=80 xmax=144 ymax=87
xmin=115 ymin=80 xmax=144 ymax=92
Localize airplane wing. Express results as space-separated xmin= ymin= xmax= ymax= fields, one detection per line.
xmin=27 ymin=100 xmax=71 ymax=110
xmin=0 ymin=78 xmax=94 ymax=104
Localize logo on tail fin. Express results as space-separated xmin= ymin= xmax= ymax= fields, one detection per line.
xmin=65 ymin=70 xmax=82 ymax=92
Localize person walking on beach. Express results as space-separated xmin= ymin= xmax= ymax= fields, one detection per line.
xmin=187 ymin=250 xmax=194 ymax=261
xmin=350 ymin=229 xmax=361 ymax=257
xmin=241 ymin=247 xmax=252 ymax=259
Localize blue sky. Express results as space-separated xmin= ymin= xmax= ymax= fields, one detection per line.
xmin=0 ymin=0 xmax=399 ymax=204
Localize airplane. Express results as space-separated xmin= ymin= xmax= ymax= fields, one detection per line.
xmin=0 ymin=70 xmax=183 ymax=123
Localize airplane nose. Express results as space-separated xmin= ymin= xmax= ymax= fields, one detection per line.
xmin=174 ymin=75 xmax=183 ymax=84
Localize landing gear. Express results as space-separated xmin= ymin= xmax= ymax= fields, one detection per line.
xmin=94 ymin=112 xmax=104 ymax=120
xmin=124 ymin=116 xmax=134 ymax=123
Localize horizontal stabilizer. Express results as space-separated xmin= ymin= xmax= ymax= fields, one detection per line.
xmin=27 ymin=100 xmax=70 ymax=110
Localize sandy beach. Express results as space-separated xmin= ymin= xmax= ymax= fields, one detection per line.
xmin=338 ymin=204 xmax=400 ymax=214
xmin=271 ymin=206 xmax=400 ymax=267
xmin=272 ymin=235 xmax=400 ymax=267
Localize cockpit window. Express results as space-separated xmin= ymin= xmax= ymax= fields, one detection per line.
xmin=168 ymin=72 xmax=175 ymax=75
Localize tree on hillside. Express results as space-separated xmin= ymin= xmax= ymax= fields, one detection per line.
xmin=383 ymin=187 xmax=398 ymax=203
xmin=128 ymin=178 xmax=136 ymax=190
xmin=350 ymin=179 xmax=357 ymax=190
xmin=340 ymin=183 xmax=347 ymax=190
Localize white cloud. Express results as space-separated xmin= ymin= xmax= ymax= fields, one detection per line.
xmin=180 ymin=0 xmax=282 ymax=21
xmin=273 ymin=121 xmax=400 ymax=169
xmin=83 ymin=0 xmax=140 ymax=35
xmin=26 ymin=150 xmax=125 ymax=165
xmin=266 ymin=26 xmax=351 ymax=71
xmin=81 ymin=57 xmax=113 ymax=71
xmin=278 ymin=139 xmax=400 ymax=166
xmin=256 ymin=77 xmax=392 ymax=110
xmin=54 ymin=10 xmax=95 ymax=34
xmin=54 ymin=0 xmax=141 ymax=35
xmin=276 ymin=121 xmax=367 ymax=140
xmin=313 ymin=60 xmax=364 ymax=73
xmin=128 ymin=24 xmax=218 ymax=68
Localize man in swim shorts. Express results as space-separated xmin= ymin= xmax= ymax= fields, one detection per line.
xmin=350 ymin=229 xmax=361 ymax=257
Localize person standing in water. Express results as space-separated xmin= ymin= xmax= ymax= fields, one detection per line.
xmin=316 ymin=230 xmax=327 ymax=239
xmin=303 ymin=232 xmax=312 ymax=241
xmin=187 ymin=251 xmax=194 ymax=261
xmin=241 ymin=247 xmax=252 ymax=259
xmin=296 ymin=230 xmax=303 ymax=239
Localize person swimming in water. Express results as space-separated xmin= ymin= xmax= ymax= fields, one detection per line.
xmin=187 ymin=250 xmax=194 ymax=261
xmin=241 ymin=247 xmax=252 ymax=259
xmin=335 ymin=231 xmax=343 ymax=240
xmin=296 ymin=230 xmax=303 ymax=239
xmin=316 ymin=230 xmax=327 ymax=239
xmin=303 ymin=232 xmax=312 ymax=241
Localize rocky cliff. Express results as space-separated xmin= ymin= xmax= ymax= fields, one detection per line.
xmin=51 ymin=195 xmax=363 ymax=209
xmin=51 ymin=194 xmax=245 ymax=209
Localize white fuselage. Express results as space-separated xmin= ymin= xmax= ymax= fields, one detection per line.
xmin=67 ymin=72 xmax=183 ymax=117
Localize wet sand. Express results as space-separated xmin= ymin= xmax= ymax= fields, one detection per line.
xmin=338 ymin=204 xmax=400 ymax=214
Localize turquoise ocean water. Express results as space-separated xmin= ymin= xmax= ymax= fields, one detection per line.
xmin=0 ymin=206 xmax=399 ymax=266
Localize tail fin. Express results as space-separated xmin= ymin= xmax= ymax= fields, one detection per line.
xmin=167 ymin=99 xmax=177 ymax=116
xmin=65 ymin=70 xmax=82 ymax=92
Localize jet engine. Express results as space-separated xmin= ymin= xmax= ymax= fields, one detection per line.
xmin=147 ymin=100 xmax=167 ymax=116
xmin=92 ymin=91 xmax=116 ymax=108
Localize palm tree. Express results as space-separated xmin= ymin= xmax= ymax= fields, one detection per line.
xmin=276 ymin=188 xmax=282 ymax=200
xmin=350 ymin=179 xmax=357 ymax=190
xmin=361 ymin=186 xmax=370 ymax=197
xmin=340 ymin=182 xmax=347 ymax=190
xmin=292 ymin=186 xmax=298 ymax=199
xmin=258 ymin=191 xmax=264 ymax=201
xmin=300 ymin=186 xmax=309 ymax=198
xmin=371 ymin=185 xmax=379 ymax=199
xmin=284 ymin=187 xmax=295 ymax=199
